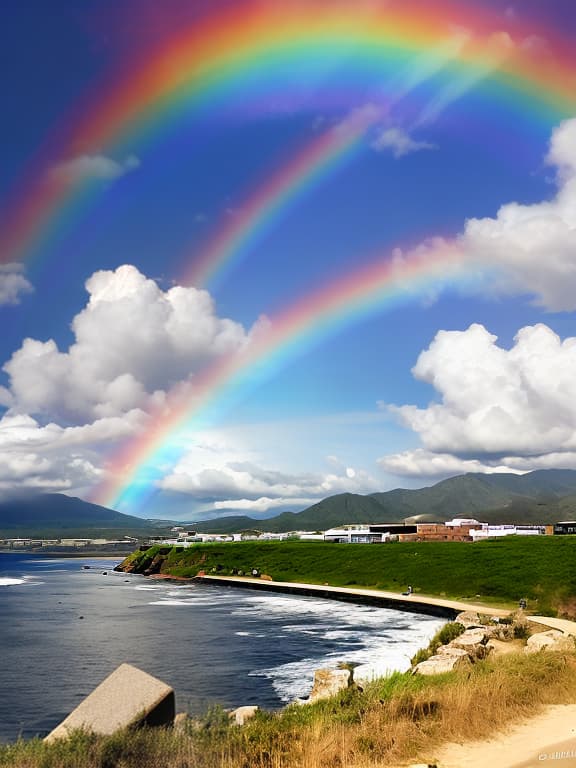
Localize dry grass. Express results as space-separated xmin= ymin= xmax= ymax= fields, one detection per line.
xmin=2 ymin=651 xmax=576 ymax=768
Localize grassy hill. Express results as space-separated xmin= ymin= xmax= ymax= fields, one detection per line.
xmin=0 ymin=493 xmax=154 ymax=538
xmin=190 ymin=469 xmax=576 ymax=533
xmin=120 ymin=535 xmax=576 ymax=617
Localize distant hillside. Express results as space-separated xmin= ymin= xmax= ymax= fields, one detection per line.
xmin=0 ymin=493 xmax=152 ymax=537
xmin=190 ymin=470 xmax=576 ymax=533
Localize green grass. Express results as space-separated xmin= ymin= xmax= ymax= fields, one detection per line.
xmin=122 ymin=536 xmax=576 ymax=617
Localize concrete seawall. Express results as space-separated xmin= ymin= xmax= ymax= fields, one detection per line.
xmin=193 ymin=575 xmax=492 ymax=620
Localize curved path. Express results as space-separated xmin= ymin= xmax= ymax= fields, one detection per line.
xmin=196 ymin=575 xmax=576 ymax=635
xmin=433 ymin=704 xmax=576 ymax=768
xmin=196 ymin=574 xmax=513 ymax=618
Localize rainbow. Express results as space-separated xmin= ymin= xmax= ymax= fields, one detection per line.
xmin=93 ymin=239 xmax=466 ymax=511
xmin=1 ymin=0 xmax=575 ymax=267
xmin=184 ymin=106 xmax=380 ymax=288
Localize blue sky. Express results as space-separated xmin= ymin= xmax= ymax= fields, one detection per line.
xmin=1 ymin=0 xmax=576 ymax=520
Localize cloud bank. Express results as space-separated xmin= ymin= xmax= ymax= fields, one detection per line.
xmin=379 ymin=322 xmax=576 ymax=477
xmin=3 ymin=264 xmax=253 ymax=423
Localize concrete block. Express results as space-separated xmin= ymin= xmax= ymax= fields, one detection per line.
xmin=45 ymin=663 xmax=175 ymax=741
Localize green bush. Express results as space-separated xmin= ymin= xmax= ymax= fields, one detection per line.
xmin=411 ymin=622 xmax=465 ymax=665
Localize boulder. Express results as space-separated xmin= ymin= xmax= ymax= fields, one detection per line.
xmin=525 ymin=630 xmax=576 ymax=654
xmin=451 ymin=628 xmax=489 ymax=647
xmin=45 ymin=663 xmax=175 ymax=742
xmin=454 ymin=611 xmax=483 ymax=628
xmin=435 ymin=646 xmax=471 ymax=661
xmin=413 ymin=653 xmax=471 ymax=676
xmin=229 ymin=705 xmax=259 ymax=726
xmin=486 ymin=638 xmax=524 ymax=656
xmin=309 ymin=668 xmax=351 ymax=702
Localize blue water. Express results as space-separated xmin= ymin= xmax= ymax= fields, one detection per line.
xmin=0 ymin=553 xmax=444 ymax=742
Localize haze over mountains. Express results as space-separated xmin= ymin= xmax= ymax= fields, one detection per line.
xmin=3 ymin=470 xmax=576 ymax=537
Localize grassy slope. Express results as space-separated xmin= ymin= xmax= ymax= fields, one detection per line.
xmin=124 ymin=536 xmax=576 ymax=616
xmin=3 ymin=651 xmax=576 ymax=767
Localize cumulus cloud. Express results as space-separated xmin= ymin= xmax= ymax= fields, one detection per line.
xmin=0 ymin=410 xmax=146 ymax=497
xmin=372 ymin=127 xmax=436 ymax=158
xmin=379 ymin=322 xmax=576 ymax=477
xmin=0 ymin=264 xmax=33 ymax=305
xmin=159 ymin=433 xmax=381 ymax=510
xmin=0 ymin=415 xmax=99 ymax=496
xmin=161 ymin=460 xmax=376 ymax=500
xmin=2 ymin=265 xmax=253 ymax=423
xmin=50 ymin=154 xmax=140 ymax=184
xmin=461 ymin=118 xmax=576 ymax=310
xmin=388 ymin=118 xmax=576 ymax=311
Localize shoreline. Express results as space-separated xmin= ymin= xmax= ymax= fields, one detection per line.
xmin=0 ymin=550 xmax=132 ymax=559
xmin=193 ymin=575 xmax=576 ymax=636
xmin=193 ymin=573 xmax=510 ymax=620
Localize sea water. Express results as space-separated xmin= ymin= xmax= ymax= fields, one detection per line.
xmin=0 ymin=552 xmax=445 ymax=742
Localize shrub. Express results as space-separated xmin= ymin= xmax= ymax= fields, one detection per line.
xmin=410 ymin=622 xmax=465 ymax=665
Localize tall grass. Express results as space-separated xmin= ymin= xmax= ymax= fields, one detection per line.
xmin=3 ymin=650 xmax=576 ymax=768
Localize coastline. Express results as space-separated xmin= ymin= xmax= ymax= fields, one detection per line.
xmin=193 ymin=575 xmax=576 ymax=637
xmin=193 ymin=573 xmax=509 ymax=619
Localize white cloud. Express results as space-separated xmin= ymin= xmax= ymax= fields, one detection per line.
xmin=460 ymin=118 xmax=576 ymax=310
xmin=378 ymin=449 xmax=526 ymax=478
xmin=372 ymin=127 xmax=436 ymax=158
xmin=0 ymin=410 xmax=145 ymax=498
xmin=388 ymin=118 xmax=576 ymax=311
xmin=0 ymin=264 xmax=33 ymax=306
xmin=213 ymin=497 xmax=318 ymax=513
xmin=50 ymin=154 xmax=140 ymax=184
xmin=2 ymin=264 xmax=253 ymax=423
xmin=379 ymin=322 xmax=576 ymax=477
xmin=159 ymin=432 xmax=381 ymax=506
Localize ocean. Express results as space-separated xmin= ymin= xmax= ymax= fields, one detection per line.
xmin=0 ymin=552 xmax=445 ymax=742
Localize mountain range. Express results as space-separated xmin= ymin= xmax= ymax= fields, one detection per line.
xmin=190 ymin=469 xmax=576 ymax=533
xmin=3 ymin=469 xmax=576 ymax=536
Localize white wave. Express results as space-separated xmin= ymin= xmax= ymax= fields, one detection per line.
xmin=0 ymin=577 xmax=26 ymax=586
xmin=134 ymin=585 xmax=163 ymax=591
xmin=149 ymin=599 xmax=196 ymax=606
xmin=250 ymin=612 xmax=445 ymax=703
xmin=0 ymin=575 xmax=43 ymax=587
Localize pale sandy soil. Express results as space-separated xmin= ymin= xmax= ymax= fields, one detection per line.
xmin=427 ymin=704 xmax=576 ymax=768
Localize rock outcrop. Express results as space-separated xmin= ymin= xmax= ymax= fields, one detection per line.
xmin=525 ymin=630 xmax=576 ymax=654
xmin=308 ymin=668 xmax=351 ymax=702
xmin=413 ymin=652 xmax=471 ymax=676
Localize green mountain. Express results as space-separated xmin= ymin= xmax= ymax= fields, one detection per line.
xmin=0 ymin=493 xmax=153 ymax=537
xmin=190 ymin=469 xmax=576 ymax=533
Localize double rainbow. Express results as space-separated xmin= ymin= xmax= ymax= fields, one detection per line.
xmin=1 ymin=0 xmax=575 ymax=270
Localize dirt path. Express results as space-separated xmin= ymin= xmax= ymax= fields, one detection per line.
xmin=432 ymin=704 xmax=576 ymax=768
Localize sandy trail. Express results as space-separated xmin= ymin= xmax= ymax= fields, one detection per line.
xmin=431 ymin=704 xmax=576 ymax=768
